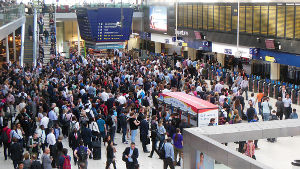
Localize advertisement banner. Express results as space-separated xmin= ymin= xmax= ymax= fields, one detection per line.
xmin=149 ymin=6 xmax=167 ymax=32
xmin=196 ymin=151 xmax=215 ymax=169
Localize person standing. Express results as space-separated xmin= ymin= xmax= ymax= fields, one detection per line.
xmin=275 ymin=97 xmax=284 ymax=120
xmin=96 ymin=115 xmax=107 ymax=145
xmin=128 ymin=113 xmax=140 ymax=143
xmin=283 ymin=94 xmax=292 ymax=119
xmin=47 ymin=128 xmax=56 ymax=162
xmin=149 ymin=115 xmax=159 ymax=158
xmin=123 ymin=142 xmax=139 ymax=169
xmin=246 ymin=100 xmax=256 ymax=122
xmin=240 ymin=76 xmax=249 ymax=100
xmin=261 ymin=97 xmax=271 ymax=121
xmin=157 ymin=120 xmax=166 ymax=150
xmin=119 ymin=111 xmax=128 ymax=144
xmin=80 ymin=123 xmax=92 ymax=158
xmin=139 ymin=115 xmax=149 ymax=153
xmin=69 ymin=127 xmax=81 ymax=165
xmin=172 ymin=128 xmax=183 ymax=166
xmin=41 ymin=148 xmax=52 ymax=169
xmin=10 ymin=137 xmax=24 ymax=169
xmin=256 ymin=92 xmax=264 ymax=115
xmin=164 ymin=138 xmax=175 ymax=169
xmin=2 ymin=122 xmax=12 ymax=160
xmin=74 ymin=140 xmax=91 ymax=169
xmin=58 ymin=148 xmax=71 ymax=169
xmin=105 ymin=140 xmax=117 ymax=169
xmin=43 ymin=29 xmax=49 ymax=44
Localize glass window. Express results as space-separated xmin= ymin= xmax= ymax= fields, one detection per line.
xmin=226 ymin=6 xmax=232 ymax=31
xmin=198 ymin=4 xmax=203 ymax=29
xmin=296 ymin=6 xmax=300 ymax=39
xmin=219 ymin=6 xmax=226 ymax=31
xmin=208 ymin=5 xmax=214 ymax=30
xmin=268 ymin=6 xmax=276 ymax=36
xmin=239 ymin=6 xmax=246 ymax=32
xmin=277 ymin=5 xmax=286 ymax=37
xmin=214 ymin=5 xmax=219 ymax=31
xmin=260 ymin=6 xmax=268 ymax=35
xmin=193 ymin=4 xmax=198 ymax=29
xmin=188 ymin=4 xmax=193 ymax=28
xmin=203 ymin=5 xmax=208 ymax=30
xmin=246 ymin=6 xmax=253 ymax=34
xmin=286 ymin=5 xmax=295 ymax=38
xmin=184 ymin=4 xmax=188 ymax=27
xmin=253 ymin=6 xmax=260 ymax=34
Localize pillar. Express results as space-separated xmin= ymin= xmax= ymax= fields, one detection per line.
xmin=188 ymin=47 xmax=197 ymax=60
xmin=270 ymin=62 xmax=280 ymax=80
xmin=20 ymin=23 xmax=25 ymax=67
xmin=77 ymin=24 xmax=81 ymax=54
xmin=33 ymin=8 xmax=37 ymax=67
xmin=155 ymin=42 xmax=161 ymax=54
xmin=217 ymin=53 xmax=225 ymax=66
xmin=13 ymin=31 xmax=16 ymax=62
xmin=5 ymin=36 xmax=9 ymax=63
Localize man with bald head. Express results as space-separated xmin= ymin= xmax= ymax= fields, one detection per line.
xmin=41 ymin=148 xmax=52 ymax=169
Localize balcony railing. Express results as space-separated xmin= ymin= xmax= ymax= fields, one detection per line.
xmin=0 ymin=4 xmax=25 ymax=27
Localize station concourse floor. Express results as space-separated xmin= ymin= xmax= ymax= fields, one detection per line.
xmin=1 ymin=84 xmax=300 ymax=169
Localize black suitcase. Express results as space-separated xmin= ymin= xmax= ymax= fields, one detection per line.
xmin=92 ymin=140 xmax=101 ymax=160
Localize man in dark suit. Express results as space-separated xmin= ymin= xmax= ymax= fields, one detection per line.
xmin=139 ymin=115 xmax=149 ymax=153
xmin=123 ymin=142 xmax=139 ymax=169
xmin=10 ymin=137 xmax=23 ymax=169
xmin=80 ymin=122 xmax=93 ymax=159
xmin=69 ymin=127 xmax=81 ymax=165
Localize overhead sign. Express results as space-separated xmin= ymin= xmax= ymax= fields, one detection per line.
xmin=77 ymin=8 xmax=133 ymax=42
xmin=224 ymin=49 xmax=233 ymax=55
xmin=175 ymin=30 xmax=189 ymax=36
xmin=265 ymin=56 xmax=276 ymax=62
xmin=95 ymin=42 xmax=124 ymax=50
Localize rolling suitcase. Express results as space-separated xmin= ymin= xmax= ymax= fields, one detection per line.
xmin=92 ymin=139 xmax=101 ymax=160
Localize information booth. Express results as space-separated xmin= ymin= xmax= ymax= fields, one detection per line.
xmin=158 ymin=92 xmax=219 ymax=127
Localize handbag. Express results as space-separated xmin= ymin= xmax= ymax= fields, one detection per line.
xmin=146 ymin=137 xmax=150 ymax=145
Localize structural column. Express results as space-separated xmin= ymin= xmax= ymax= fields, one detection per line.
xmin=188 ymin=47 xmax=197 ymax=60
xmin=270 ymin=62 xmax=280 ymax=81
xmin=217 ymin=53 xmax=225 ymax=66
xmin=77 ymin=24 xmax=80 ymax=54
xmin=6 ymin=36 xmax=9 ymax=63
xmin=13 ymin=31 xmax=16 ymax=62
xmin=33 ymin=8 xmax=37 ymax=67
xmin=20 ymin=23 xmax=25 ymax=67
xmin=155 ymin=42 xmax=161 ymax=54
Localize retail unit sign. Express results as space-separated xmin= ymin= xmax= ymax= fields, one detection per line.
xmin=175 ymin=30 xmax=189 ymax=36
xmin=265 ymin=56 xmax=276 ymax=62
xmin=224 ymin=49 xmax=232 ymax=55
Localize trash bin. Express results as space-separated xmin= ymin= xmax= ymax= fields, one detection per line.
xmin=292 ymin=160 xmax=300 ymax=169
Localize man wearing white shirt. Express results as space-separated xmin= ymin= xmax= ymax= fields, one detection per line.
xmin=47 ymin=128 xmax=56 ymax=158
xmin=240 ymin=76 xmax=249 ymax=100
xmin=283 ymin=94 xmax=292 ymax=119
xmin=101 ymin=90 xmax=109 ymax=102
xmin=214 ymin=81 xmax=224 ymax=94
xmin=40 ymin=113 xmax=49 ymax=129
xmin=36 ymin=125 xmax=47 ymax=151
xmin=117 ymin=94 xmax=127 ymax=105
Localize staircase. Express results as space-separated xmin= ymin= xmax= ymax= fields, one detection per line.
xmin=23 ymin=15 xmax=34 ymax=65
xmin=40 ymin=13 xmax=51 ymax=64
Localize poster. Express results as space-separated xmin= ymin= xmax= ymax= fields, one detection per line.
xmin=198 ymin=109 xmax=219 ymax=126
xmin=196 ymin=151 xmax=215 ymax=169
xmin=149 ymin=6 xmax=167 ymax=31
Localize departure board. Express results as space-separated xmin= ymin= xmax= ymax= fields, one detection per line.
xmin=253 ymin=6 xmax=260 ymax=34
xmin=286 ymin=6 xmax=295 ymax=38
xmin=198 ymin=4 xmax=203 ymax=29
xmin=193 ymin=4 xmax=198 ymax=29
xmin=178 ymin=5 xmax=184 ymax=27
xmin=203 ymin=5 xmax=208 ymax=30
xmin=214 ymin=5 xmax=219 ymax=30
xmin=187 ymin=4 xmax=193 ymax=28
xmin=208 ymin=5 xmax=214 ymax=30
xmin=268 ymin=6 xmax=276 ymax=36
xmin=296 ymin=6 xmax=300 ymax=39
xmin=225 ymin=6 xmax=231 ymax=31
xmin=246 ymin=6 xmax=253 ymax=34
xmin=184 ymin=4 xmax=188 ymax=27
xmin=260 ymin=6 xmax=268 ymax=35
xmin=239 ymin=6 xmax=246 ymax=32
xmin=77 ymin=8 xmax=133 ymax=42
xmin=219 ymin=6 xmax=225 ymax=31
xmin=277 ymin=5 xmax=286 ymax=37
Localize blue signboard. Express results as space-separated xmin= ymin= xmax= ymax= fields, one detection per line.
xmin=224 ymin=49 xmax=233 ymax=55
xmin=77 ymin=8 xmax=133 ymax=42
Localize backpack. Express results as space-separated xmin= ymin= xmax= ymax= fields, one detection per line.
xmin=1 ymin=128 xmax=9 ymax=144
xmin=158 ymin=143 xmax=166 ymax=159
xmin=62 ymin=155 xmax=71 ymax=169
xmin=77 ymin=146 xmax=88 ymax=161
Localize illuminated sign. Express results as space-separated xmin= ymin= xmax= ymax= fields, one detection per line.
xmin=149 ymin=6 xmax=167 ymax=31
xmin=265 ymin=56 xmax=276 ymax=62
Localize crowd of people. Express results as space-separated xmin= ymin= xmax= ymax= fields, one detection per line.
xmin=0 ymin=46 xmax=298 ymax=169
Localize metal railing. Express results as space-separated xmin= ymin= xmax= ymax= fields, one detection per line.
xmin=0 ymin=4 xmax=25 ymax=27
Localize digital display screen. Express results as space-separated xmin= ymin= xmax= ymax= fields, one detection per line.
xmin=77 ymin=8 xmax=133 ymax=42
xmin=149 ymin=6 xmax=167 ymax=31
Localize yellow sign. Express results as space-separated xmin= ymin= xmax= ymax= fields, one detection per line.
xmin=182 ymin=43 xmax=187 ymax=47
xmin=265 ymin=56 xmax=275 ymax=62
